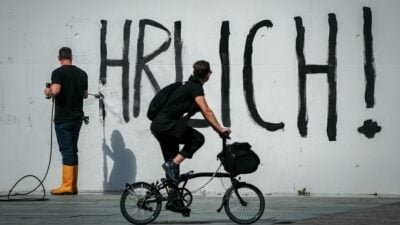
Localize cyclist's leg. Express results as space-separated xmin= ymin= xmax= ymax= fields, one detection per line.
xmin=162 ymin=127 xmax=204 ymax=179
xmin=164 ymin=179 xmax=191 ymax=214
xmin=153 ymin=134 xmax=182 ymax=185
xmin=179 ymin=126 xmax=205 ymax=159
xmin=153 ymin=136 xmax=182 ymax=210
xmin=155 ymin=135 xmax=180 ymax=162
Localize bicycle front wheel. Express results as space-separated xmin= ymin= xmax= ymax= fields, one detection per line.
xmin=120 ymin=182 xmax=162 ymax=224
xmin=224 ymin=183 xmax=265 ymax=224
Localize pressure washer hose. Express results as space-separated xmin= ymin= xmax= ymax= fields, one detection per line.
xmin=0 ymin=99 xmax=54 ymax=201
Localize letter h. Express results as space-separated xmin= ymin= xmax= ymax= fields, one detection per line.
xmin=294 ymin=14 xmax=338 ymax=141
xmin=99 ymin=20 xmax=132 ymax=122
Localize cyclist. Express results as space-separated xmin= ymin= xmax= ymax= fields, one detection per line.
xmin=150 ymin=60 xmax=231 ymax=212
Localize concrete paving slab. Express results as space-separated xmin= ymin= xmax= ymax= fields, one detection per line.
xmin=291 ymin=201 xmax=400 ymax=225
xmin=0 ymin=193 xmax=399 ymax=225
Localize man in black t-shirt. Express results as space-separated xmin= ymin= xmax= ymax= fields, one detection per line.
xmin=150 ymin=60 xmax=231 ymax=212
xmin=44 ymin=47 xmax=88 ymax=195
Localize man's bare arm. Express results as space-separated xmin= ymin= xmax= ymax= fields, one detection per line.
xmin=195 ymin=96 xmax=230 ymax=134
xmin=44 ymin=84 xmax=61 ymax=97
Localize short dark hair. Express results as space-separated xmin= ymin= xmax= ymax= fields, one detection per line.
xmin=58 ymin=47 xmax=72 ymax=59
xmin=193 ymin=60 xmax=211 ymax=80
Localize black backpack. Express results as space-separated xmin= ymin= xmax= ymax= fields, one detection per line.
xmin=217 ymin=142 xmax=260 ymax=176
xmin=147 ymin=82 xmax=183 ymax=120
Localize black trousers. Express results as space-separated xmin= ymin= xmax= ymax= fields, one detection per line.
xmin=54 ymin=118 xmax=82 ymax=165
xmin=151 ymin=113 xmax=205 ymax=162
xmin=153 ymin=126 xmax=205 ymax=162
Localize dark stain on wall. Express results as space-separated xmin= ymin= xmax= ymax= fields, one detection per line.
xmin=358 ymin=119 xmax=381 ymax=138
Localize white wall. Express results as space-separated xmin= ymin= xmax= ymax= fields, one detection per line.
xmin=1 ymin=0 xmax=399 ymax=195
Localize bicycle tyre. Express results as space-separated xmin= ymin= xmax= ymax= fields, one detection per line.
xmin=120 ymin=182 xmax=162 ymax=224
xmin=224 ymin=183 xmax=265 ymax=224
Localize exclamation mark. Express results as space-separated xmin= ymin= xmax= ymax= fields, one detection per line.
xmin=358 ymin=7 xmax=381 ymax=138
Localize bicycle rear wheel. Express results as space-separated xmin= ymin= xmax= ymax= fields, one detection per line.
xmin=224 ymin=183 xmax=265 ymax=224
xmin=120 ymin=182 xmax=162 ymax=224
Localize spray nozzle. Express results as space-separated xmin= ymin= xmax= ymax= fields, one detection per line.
xmin=82 ymin=116 xmax=89 ymax=125
xmin=45 ymin=82 xmax=51 ymax=99
xmin=89 ymin=93 xmax=104 ymax=99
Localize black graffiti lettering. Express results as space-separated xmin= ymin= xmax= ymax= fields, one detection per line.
xmin=99 ymin=7 xmax=376 ymax=140
xmin=242 ymin=21 xmax=285 ymax=131
xmin=100 ymin=20 xmax=132 ymax=122
xmin=175 ymin=21 xmax=209 ymax=128
xmin=243 ymin=20 xmax=285 ymax=132
xmin=220 ymin=21 xmax=231 ymax=127
xmin=363 ymin=7 xmax=376 ymax=108
xmin=294 ymin=14 xmax=338 ymax=141
xmin=294 ymin=16 xmax=307 ymax=138
xmin=188 ymin=119 xmax=209 ymax=128
xmin=134 ymin=19 xmax=172 ymax=118
xmin=327 ymin=14 xmax=338 ymax=141
xmin=174 ymin=21 xmax=183 ymax=82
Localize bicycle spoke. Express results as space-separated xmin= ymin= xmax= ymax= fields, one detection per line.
xmin=120 ymin=183 xmax=162 ymax=224
xmin=225 ymin=184 xmax=265 ymax=223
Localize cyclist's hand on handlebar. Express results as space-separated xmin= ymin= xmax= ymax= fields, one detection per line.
xmin=219 ymin=127 xmax=231 ymax=138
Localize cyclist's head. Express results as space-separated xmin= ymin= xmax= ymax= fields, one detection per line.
xmin=193 ymin=60 xmax=212 ymax=82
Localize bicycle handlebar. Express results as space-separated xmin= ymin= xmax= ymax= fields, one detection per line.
xmin=221 ymin=135 xmax=230 ymax=149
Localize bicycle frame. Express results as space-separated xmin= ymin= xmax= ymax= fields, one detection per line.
xmin=120 ymin=136 xmax=265 ymax=224
xmin=124 ymin=136 xmax=247 ymax=208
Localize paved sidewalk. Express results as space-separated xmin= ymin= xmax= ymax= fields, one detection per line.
xmin=0 ymin=193 xmax=399 ymax=224
xmin=291 ymin=201 xmax=400 ymax=225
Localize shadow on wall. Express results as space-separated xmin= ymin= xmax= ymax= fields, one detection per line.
xmin=102 ymin=130 xmax=136 ymax=191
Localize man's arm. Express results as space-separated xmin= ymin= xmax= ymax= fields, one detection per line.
xmin=44 ymin=84 xmax=61 ymax=97
xmin=83 ymin=90 xmax=88 ymax=99
xmin=195 ymin=96 xmax=230 ymax=134
xmin=83 ymin=73 xmax=88 ymax=99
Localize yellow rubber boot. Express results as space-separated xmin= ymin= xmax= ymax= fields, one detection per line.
xmin=51 ymin=165 xmax=75 ymax=195
xmin=72 ymin=165 xmax=78 ymax=194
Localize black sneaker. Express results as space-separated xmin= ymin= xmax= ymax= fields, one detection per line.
xmin=162 ymin=161 xmax=180 ymax=183
xmin=165 ymin=200 xmax=191 ymax=214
